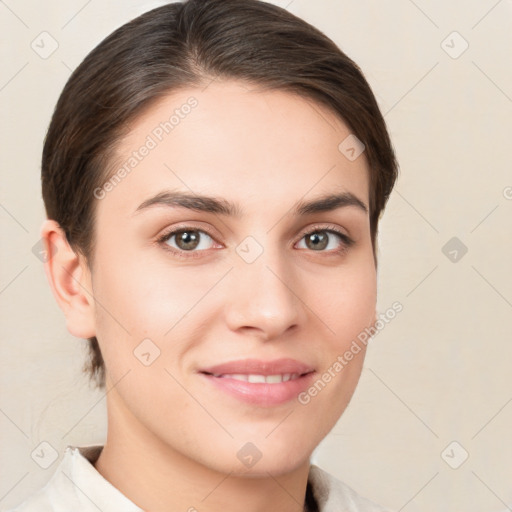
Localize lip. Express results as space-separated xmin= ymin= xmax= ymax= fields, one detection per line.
xmin=200 ymin=358 xmax=315 ymax=376
xmin=198 ymin=358 xmax=316 ymax=406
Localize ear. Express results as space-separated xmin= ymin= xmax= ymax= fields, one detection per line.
xmin=40 ymin=219 xmax=96 ymax=339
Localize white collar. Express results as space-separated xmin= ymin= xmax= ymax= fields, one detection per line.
xmin=10 ymin=445 xmax=390 ymax=512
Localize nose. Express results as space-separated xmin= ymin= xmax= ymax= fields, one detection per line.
xmin=223 ymin=246 xmax=305 ymax=341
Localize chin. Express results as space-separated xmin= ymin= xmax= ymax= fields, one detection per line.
xmin=226 ymin=457 xmax=310 ymax=479
xmin=212 ymin=437 xmax=313 ymax=478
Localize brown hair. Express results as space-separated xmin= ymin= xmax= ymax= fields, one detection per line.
xmin=42 ymin=0 xmax=399 ymax=390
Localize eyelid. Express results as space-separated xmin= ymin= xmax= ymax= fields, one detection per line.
xmin=295 ymin=223 xmax=353 ymax=245
xmin=157 ymin=222 xmax=219 ymax=241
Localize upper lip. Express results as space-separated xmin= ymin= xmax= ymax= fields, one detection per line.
xmin=199 ymin=358 xmax=315 ymax=376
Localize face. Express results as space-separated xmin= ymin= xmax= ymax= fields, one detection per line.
xmin=88 ymin=80 xmax=376 ymax=475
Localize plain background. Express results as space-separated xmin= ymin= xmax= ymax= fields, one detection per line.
xmin=1 ymin=1 xmax=511 ymax=510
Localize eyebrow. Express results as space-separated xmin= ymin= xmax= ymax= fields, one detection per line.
xmin=132 ymin=189 xmax=368 ymax=217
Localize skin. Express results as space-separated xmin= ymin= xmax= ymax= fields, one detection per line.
xmin=42 ymin=80 xmax=377 ymax=512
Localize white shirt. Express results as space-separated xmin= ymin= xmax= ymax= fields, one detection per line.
xmin=5 ymin=445 xmax=393 ymax=512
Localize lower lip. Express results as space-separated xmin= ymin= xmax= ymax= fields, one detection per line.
xmin=200 ymin=372 xmax=316 ymax=406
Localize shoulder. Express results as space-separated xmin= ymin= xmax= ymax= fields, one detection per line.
xmin=3 ymin=445 xmax=106 ymax=512
xmin=308 ymin=464 xmax=394 ymax=512
xmin=3 ymin=487 xmax=55 ymax=512
xmin=4 ymin=445 xmax=141 ymax=512
xmin=3 ymin=470 xmax=73 ymax=512
xmin=3 ymin=446 xmax=82 ymax=512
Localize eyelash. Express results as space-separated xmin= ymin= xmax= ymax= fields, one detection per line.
xmin=156 ymin=224 xmax=354 ymax=259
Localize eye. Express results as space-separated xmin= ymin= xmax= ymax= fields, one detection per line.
xmin=158 ymin=227 xmax=218 ymax=255
xmin=156 ymin=225 xmax=354 ymax=259
xmin=295 ymin=227 xmax=353 ymax=254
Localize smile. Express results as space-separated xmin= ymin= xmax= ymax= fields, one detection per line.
xmin=210 ymin=373 xmax=302 ymax=383
xmin=200 ymin=371 xmax=315 ymax=406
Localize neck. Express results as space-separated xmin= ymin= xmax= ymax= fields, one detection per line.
xmin=94 ymin=389 xmax=312 ymax=512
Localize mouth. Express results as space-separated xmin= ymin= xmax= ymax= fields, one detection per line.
xmin=201 ymin=372 xmax=307 ymax=383
xmin=198 ymin=358 xmax=316 ymax=406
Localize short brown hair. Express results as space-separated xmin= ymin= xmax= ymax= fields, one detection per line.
xmin=42 ymin=0 xmax=399 ymax=390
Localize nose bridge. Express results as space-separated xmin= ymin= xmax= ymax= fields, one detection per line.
xmin=225 ymin=235 xmax=303 ymax=339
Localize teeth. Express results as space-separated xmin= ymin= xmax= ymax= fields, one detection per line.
xmin=248 ymin=374 xmax=266 ymax=383
xmin=216 ymin=373 xmax=301 ymax=383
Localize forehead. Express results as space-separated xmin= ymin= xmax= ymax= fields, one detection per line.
xmin=99 ymin=80 xmax=370 ymax=218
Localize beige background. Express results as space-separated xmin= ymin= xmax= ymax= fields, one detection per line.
xmin=1 ymin=0 xmax=511 ymax=510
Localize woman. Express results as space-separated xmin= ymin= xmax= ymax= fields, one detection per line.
xmin=9 ymin=0 xmax=398 ymax=510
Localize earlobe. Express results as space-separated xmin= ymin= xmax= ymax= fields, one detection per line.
xmin=40 ymin=219 xmax=96 ymax=339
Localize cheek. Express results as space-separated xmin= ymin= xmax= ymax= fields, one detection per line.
xmin=92 ymin=244 xmax=211 ymax=335
xmin=299 ymin=266 xmax=375 ymax=430
xmin=90 ymin=244 xmax=230 ymax=378
xmin=314 ymin=261 xmax=377 ymax=347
